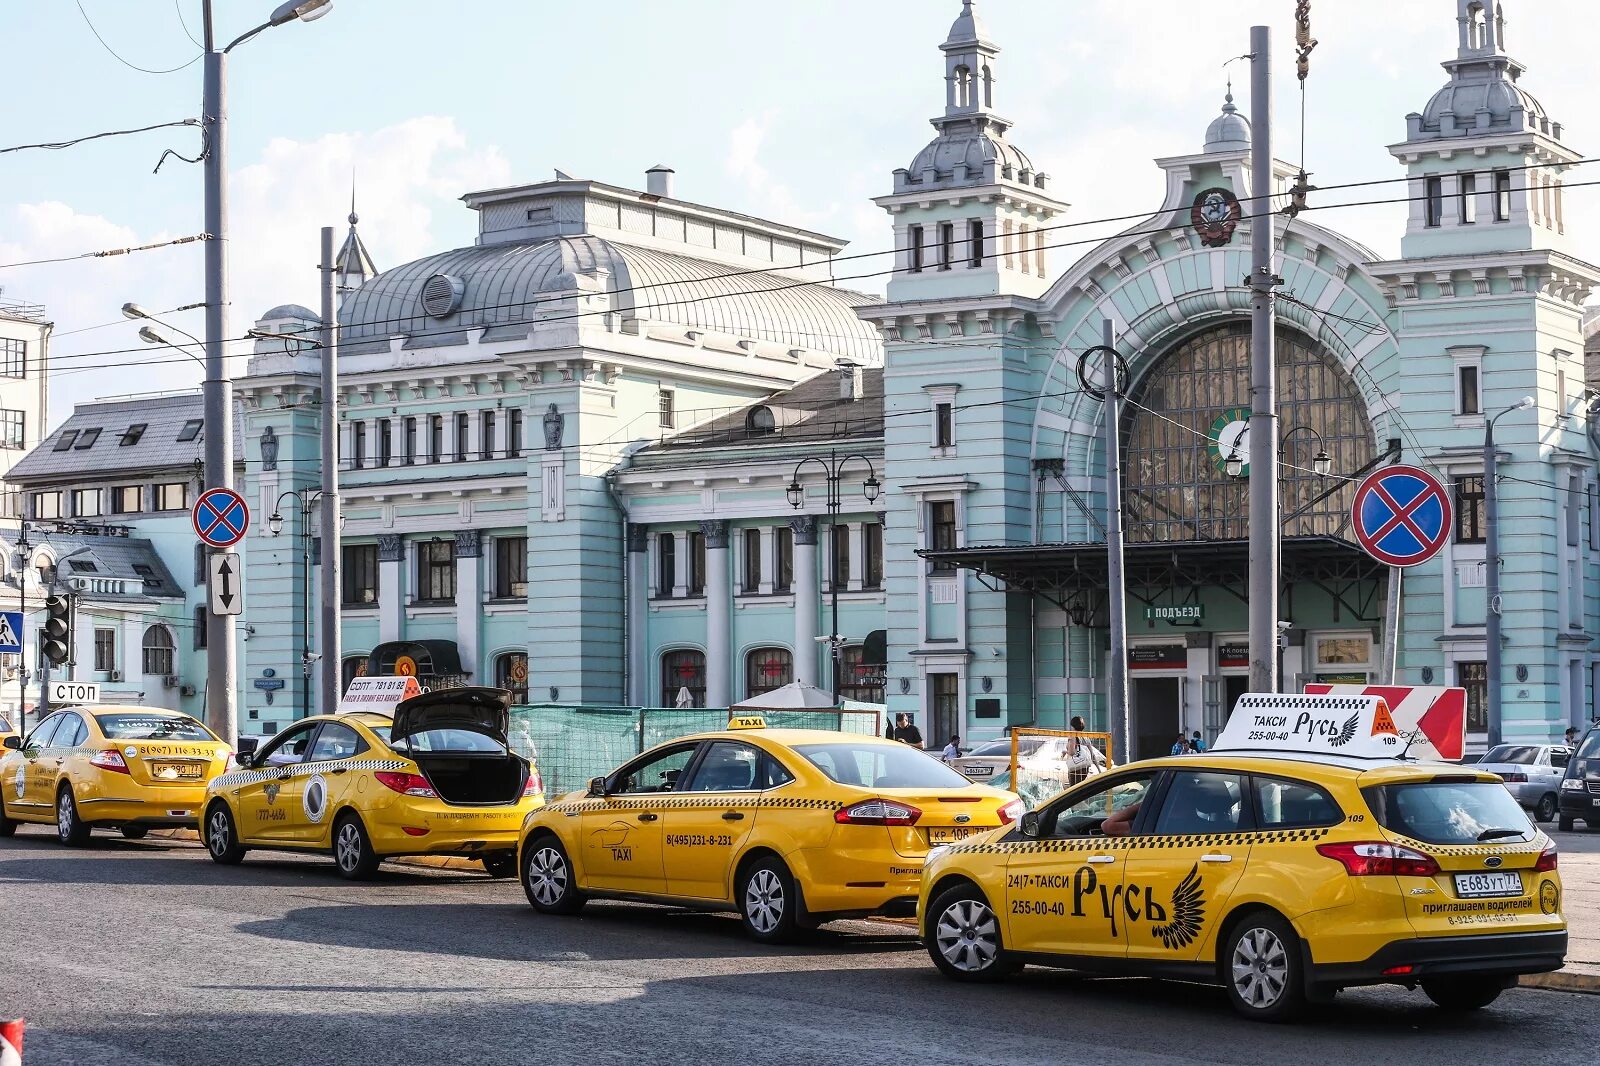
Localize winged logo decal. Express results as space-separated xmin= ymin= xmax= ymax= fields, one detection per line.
xmin=1329 ymin=713 xmax=1360 ymax=748
xmin=1151 ymin=863 xmax=1206 ymax=950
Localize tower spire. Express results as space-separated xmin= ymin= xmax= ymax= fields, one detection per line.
xmin=334 ymin=172 xmax=377 ymax=296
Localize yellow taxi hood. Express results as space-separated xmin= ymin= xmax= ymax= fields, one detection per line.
xmin=390 ymin=686 xmax=513 ymax=745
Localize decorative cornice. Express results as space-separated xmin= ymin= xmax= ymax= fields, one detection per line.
xmin=789 ymin=514 xmax=817 ymax=545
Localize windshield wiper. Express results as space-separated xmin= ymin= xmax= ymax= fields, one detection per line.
xmin=1477 ymin=828 xmax=1526 ymax=841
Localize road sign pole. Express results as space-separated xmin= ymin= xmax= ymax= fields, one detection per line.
xmin=1484 ymin=426 xmax=1503 ymax=748
xmin=1247 ymin=24 xmax=1281 ymax=696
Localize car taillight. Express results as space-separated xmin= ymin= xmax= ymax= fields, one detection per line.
xmin=1498 ymin=772 xmax=1528 ymax=783
xmin=89 ymin=749 xmax=130 ymax=774
xmin=834 ymin=799 xmax=922 ymax=826
xmin=998 ymin=798 xmax=1026 ymax=825
xmin=523 ymin=768 xmax=543 ymax=797
xmin=1315 ymin=841 xmax=1441 ymax=877
xmin=374 ymin=771 xmax=436 ymax=799
xmin=1534 ymin=847 xmax=1558 ymax=873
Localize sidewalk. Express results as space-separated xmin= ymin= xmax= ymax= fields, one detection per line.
xmin=1522 ymin=848 xmax=1600 ymax=994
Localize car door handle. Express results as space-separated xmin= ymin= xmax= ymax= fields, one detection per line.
xmin=721 ymin=811 xmax=745 ymax=821
xmin=1201 ymin=853 xmax=1233 ymax=863
xmin=330 ymin=767 xmax=348 ymax=775
xmin=1086 ymin=855 xmax=1116 ymax=864
xmin=637 ymin=813 xmax=659 ymax=822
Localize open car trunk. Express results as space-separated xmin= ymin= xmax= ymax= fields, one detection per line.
xmin=412 ymin=752 xmax=528 ymax=806
xmin=391 ymin=687 xmax=529 ymax=806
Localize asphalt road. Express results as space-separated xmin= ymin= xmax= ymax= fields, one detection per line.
xmin=3 ymin=825 xmax=1598 ymax=1066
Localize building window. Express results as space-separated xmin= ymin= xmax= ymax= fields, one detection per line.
xmin=745 ymin=647 xmax=793 ymax=698
xmin=929 ymin=500 xmax=957 ymax=573
xmin=377 ymin=418 xmax=392 ymax=467
xmin=658 ymin=533 xmax=676 ymax=596
xmin=934 ymin=402 xmax=954 ymax=448
xmin=839 ymin=645 xmax=885 ymax=705
xmin=75 ymin=428 xmax=101 ymax=449
xmin=1035 ymin=227 xmax=1046 ymax=276
xmin=177 ymin=419 xmax=203 ymax=443
xmin=0 ymin=337 xmax=25 ymax=377
xmin=154 ymin=483 xmax=188 ymax=511
xmin=481 ymin=410 xmax=496 ymax=460
xmin=1493 ymin=169 xmax=1511 ymax=221
xmin=141 ymin=625 xmax=175 ymax=676
xmin=54 ymin=431 xmax=78 ymax=452
xmin=1458 ymin=660 xmax=1488 ymax=732
xmin=0 ymin=409 xmax=23 ymax=449
xmin=417 ymin=540 xmax=456 ymax=603
xmin=864 ymin=522 xmax=883 ymax=589
xmin=1457 ymin=363 xmax=1480 ymax=416
xmin=1424 ymin=176 xmax=1443 ymax=227
xmin=1453 ymin=475 xmax=1485 ymax=544
xmin=741 ymin=528 xmax=762 ymax=593
xmin=658 ymin=389 xmax=675 ymax=429
xmin=72 ymin=489 xmax=102 ymax=518
xmin=908 ymin=224 xmax=924 ymax=273
xmin=454 ymin=413 xmax=469 ymax=460
xmin=508 ymin=409 xmax=525 ymax=458
xmin=938 ymin=222 xmax=954 ymax=270
xmin=495 ymin=536 xmax=528 ymax=598
xmin=1567 ymin=476 xmax=1581 ymax=547
xmin=352 ymin=421 xmax=366 ymax=468
xmin=32 ymin=491 xmax=62 ymax=520
xmin=341 ymin=544 xmax=378 ymax=606
xmin=1558 ymin=367 xmax=1570 ymax=419
xmin=193 ymin=606 xmax=208 ymax=651
xmin=930 ymin=673 xmax=960 ymax=749
xmin=403 ymin=417 xmax=417 ymax=465
xmin=662 ymin=649 xmax=706 ymax=707
xmin=1459 ymin=172 xmax=1477 ymax=224
xmin=94 ymin=628 xmax=116 ymax=673
xmin=495 ymin=652 xmax=529 ymax=704
xmin=687 ymin=530 xmax=706 ymax=596
xmin=968 ymin=220 xmax=984 ymax=266
xmin=120 ymin=423 xmax=146 ymax=446
xmin=769 ymin=526 xmax=793 ymax=593
xmin=111 ymin=485 xmax=141 ymax=514
xmin=830 ymin=524 xmax=850 ymax=591
xmin=428 ymin=415 xmax=444 ymax=463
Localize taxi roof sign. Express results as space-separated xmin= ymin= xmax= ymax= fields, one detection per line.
xmin=727 ymin=714 xmax=768 ymax=730
xmin=339 ymin=675 xmax=422 ymax=715
xmin=1213 ymin=693 xmax=1406 ymax=760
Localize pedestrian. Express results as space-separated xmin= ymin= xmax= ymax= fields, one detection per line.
xmin=1191 ymin=729 xmax=1207 ymax=754
xmin=1565 ymin=726 xmax=1579 ymax=747
xmin=1171 ymin=732 xmax=1191 ymax=757
xmin=899 ymin=714 xmax=924 ymax=748
xmin=942 ymin=735 xmax=961 ymax=762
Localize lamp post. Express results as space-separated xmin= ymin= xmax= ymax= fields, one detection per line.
xmin=1485 ymin=395 xmax=1534 ymax=747
xmin=268 ymin=489 xmax=343 ymax=716
xmin=786 ymin=450 xmax=881 ymax=704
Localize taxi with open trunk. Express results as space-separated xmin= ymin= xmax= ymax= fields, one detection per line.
xmin=0 ymin=705 xmax=231 ymax=843
xmin=202 ymin=686 xmax=543 ymax=879
xmin=518 ymin=715 xmax=1023 ymax=942
xmin=917 ymin=694 xmax=1565 ymax=1021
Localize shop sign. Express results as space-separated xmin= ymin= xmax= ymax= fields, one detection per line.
xmin=1144 ymin=604 xmax=1204 ymax=623
xmin=1218 ymin=642 xmax=1249 ymax=669
xmin=1129 ymin=644 xmax=1188 ymax=670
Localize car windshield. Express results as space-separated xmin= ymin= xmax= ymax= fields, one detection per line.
xmin=1482 ymin=745 xmax=1541 ymax=765
xmin=371 ymin=724 xmax=504 ymax=754
xmin=95 ymin=713 xmax=215 ymax=742
xmin=795 ymin=742 xmax=975 ymax=789
xmin=0 ymin=713 xmax=11 ymax=732
xmin=1363 ymin=781 xmax=1533 ymax=845
xmin=1576 ymin=732 xmax=1600 ymax=761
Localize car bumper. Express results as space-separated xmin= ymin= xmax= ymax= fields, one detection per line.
xmin=1308 ymin=930 xmax=1567 ymax=992
xmin=365 ymin=800 xmax=535 ymax=856
xmin=1558 ymin=790 xmax=1600 ymax=820
xmin=77 ymin=792 xmax=206 ymax=827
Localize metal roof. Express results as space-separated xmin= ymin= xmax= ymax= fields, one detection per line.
xmin=0 ymin=530 xmax=183 ymax=604
xmin=5 ymin=392 xmax=244 ymax=485
xmin=635 ymin=366 xmax=883 ymax=458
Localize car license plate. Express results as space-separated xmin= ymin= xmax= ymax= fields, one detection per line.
xmin=963 ymin=765 xmax=993 ymax=776
xmin=929 ymin=827 xmax=978 ymax=845
xmin=1453 ymin=872 xmax=1524 ymax=898
xmin=152 ymin=761 xmax=202 ymax=781
xmin=1593 ymin=796 xmax=1600 ymax=807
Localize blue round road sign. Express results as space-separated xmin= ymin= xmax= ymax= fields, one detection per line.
xmin=1350 ymin=464 xmax=1452 ymax=568
xmin=192 ymin=487 xmax=250 ymax=549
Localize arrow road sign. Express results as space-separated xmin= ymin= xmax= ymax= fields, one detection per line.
xmin=0 ymin=611 xmax=20 ymax=653
xmin=1350 ymin=464 xmax=1453 ymax=568
xmin=209 ymin=551 xmax=243 ymax=616
xmin=193 ymin=487 xmax=250 ymax=549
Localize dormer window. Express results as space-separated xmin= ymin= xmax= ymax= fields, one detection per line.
xmin=53 ymin=430 xmax=78 ymax=452
xmin=120 ymin=424 xmax=146 ymax=446
xmin=177 ymin=419 xmax=203 ymax=442
xmin=75 ymin=428 xmax=100 ymax=449
xmin=745 ymin=406 xmax=776 ymax=436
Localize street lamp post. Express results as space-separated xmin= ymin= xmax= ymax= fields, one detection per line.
xmin=1485 ymin=396 xmax=1534 ymax=747
xmin=786 ymin=450 xmax=881 ymax=704
xmin=268 ymin=489 xmax=342 ymax=716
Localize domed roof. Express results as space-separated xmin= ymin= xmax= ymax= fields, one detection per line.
xmin=257 ymin=303 xmax=319 ymax=324
xmin=943 ymin=1 xmax=990 ymax=47
xmin=1419 ymin=67 xmax=1547 ymax=136
xmin=337 ymin=234 xmax=881 ymax=363
xmin=1204 ymin=91 xmax=1250 ymax=153
xmin=907 ymin=119 xmax=1033 ymax=182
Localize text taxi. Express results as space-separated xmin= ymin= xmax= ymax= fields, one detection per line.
xmin=0 ymin=705 xmax=231 ymax=844
xmin=918 ymin=694 xmax=1564 ymax=1021
xmin=519 ymin=716 xmax=1023 ymax=942
xmin=202 ymin=686 xmax=542 ymax=879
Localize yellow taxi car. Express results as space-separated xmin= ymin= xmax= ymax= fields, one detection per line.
xmin=202 ymin=687 xmax=542 ymax=880
xmin=918 ymin=694 xmax=1565 ymax=1021
xmin=0 ymin=710 xmax=16 ymax=752
xmin=0 ymin=704 xmax=231 ymax=844
xmin=518 ymin=716 xmax=1023 ymax=942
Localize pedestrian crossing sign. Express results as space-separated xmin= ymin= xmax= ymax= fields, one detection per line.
xmin=0 ymin=611 xmax=20 ymax=653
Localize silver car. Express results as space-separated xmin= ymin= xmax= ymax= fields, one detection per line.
xmin=1478 ymin=743 xmax=1572 ymax=823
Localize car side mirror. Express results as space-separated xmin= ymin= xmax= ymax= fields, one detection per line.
xmin=2 ymin=735 xmax=18 ymax=751
xmin=1019 ymin=811 xmax=1041 ymax=839
xmin=587 ymin=776 xmax=607 ymax=798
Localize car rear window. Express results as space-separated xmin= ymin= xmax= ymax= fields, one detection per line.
xmin=795 ymin=742 xmax=974 ymax=789
xmin=95 ymin=714 xmax=215 ymax=742
xmin=1362 ymin=780 xmax=1533 ymax=845
xmin=382 ymin=726 xmax=505 ymax=754
xmin=1481 ymin=745 xmax=1540 ymax=765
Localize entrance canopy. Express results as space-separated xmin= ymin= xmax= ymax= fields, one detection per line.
xmin=919 ymin=535 xmax=1387 ymax=622
xmin=366 ymin=639 xmax=466 ymax=679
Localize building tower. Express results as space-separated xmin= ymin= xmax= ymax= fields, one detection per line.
xmin=334 ymin=189 xmax=377 ymax=300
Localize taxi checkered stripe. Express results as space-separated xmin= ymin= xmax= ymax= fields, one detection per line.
xmin=1389 ymin=835 xmax=1547 ymax=857
xmin=948 ymin=827 xmax=1332 ymax=856
xmin=212 ymin=758 xmax=409 ymax=790
xmin=542 ymin=795 xmax=844 ymax=814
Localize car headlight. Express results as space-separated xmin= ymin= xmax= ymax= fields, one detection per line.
xmin=1561 ymin=778 xmax=1584 ymax=791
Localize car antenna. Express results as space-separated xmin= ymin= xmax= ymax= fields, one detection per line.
xmin=1394 ymin=729 xmax=1425 ymax=761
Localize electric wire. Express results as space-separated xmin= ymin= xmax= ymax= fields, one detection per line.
xmin=0 ymin=119 xmax=200 ymax=156
xmin=74 ymin=0 xmax=202 ymax=74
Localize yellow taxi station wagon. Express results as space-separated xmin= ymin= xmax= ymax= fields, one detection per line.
xmin=918 ymin=695 xmax=1565 ymax=1021
xmin=518 ymin=717 xmax=1023 ymax=942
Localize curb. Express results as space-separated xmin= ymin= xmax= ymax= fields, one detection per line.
xmin=1522 ymin=969 xmax=1600 ymax=995
xmin=149 ymin=827 xmax=486 ymax=873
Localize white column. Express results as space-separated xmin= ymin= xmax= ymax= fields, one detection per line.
xmin=703 ymin=521 xmax=731 ymax=707
xmin=627 ymin=525 xmax=648 ymax=705
xmin=792 ymin=515 xmax=819 ymax=686
xmin=758 ymin=527 xmax=775 ymax=596
xmin=669 ymin=532 xmax=688 ymax=599
xmin=846 ymin=520 xmax=863 ymax=592
xmin=465 ymin=411 xmax=482 ymax=461
xmin=377 ymin=534 xmax=403 ymax=642
xmin=455 ymin=531 xmax=482 ymax=681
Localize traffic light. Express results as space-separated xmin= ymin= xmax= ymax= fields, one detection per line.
xmin=42 ymin=594 xmax=71 ymax=667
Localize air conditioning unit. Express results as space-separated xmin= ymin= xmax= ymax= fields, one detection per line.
xmin=109 ymin=669 xmax=124 ymax=682
xmin=163 ymin=674 xmax=179 ymax=688
xmin=180 ymin=684 xmax=196 ymax=697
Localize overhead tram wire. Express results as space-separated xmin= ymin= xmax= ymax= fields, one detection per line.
xmin=0 ymin=119 xmax=200 ymax=156
xmin=74 ymin=0 xmax=202 ymax=74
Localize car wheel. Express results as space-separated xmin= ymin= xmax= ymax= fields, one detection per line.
xmin=925 ymin=884 xmax=1019 ymax=982
xmin=204 ymin=802 xmax=246 ymax=865
xmin=0 ymin=799 xmax=16 ymax=838
xmin=737 ymin=856 xmax=802 ymax=944
xmin=1559 ymin=815 xmax=1575 ymax=832
xmin=120 ymin=826 xmax=149 ymax=840
xmin=521 ymin=836 xmax=585 ymax=914
xmin=332 ymin=813 xmax=381 ymax=880
xmin=481 ymin=851 xmax=516 ymax=879
xmin=55 ymin=788 xmax=91 ymax=847
xmin=1223 ymin=912 xmax=1306 ymax=1022
xmin=1534 ymin=794 xmax=1558 ymax=823
xmin=1422 ymin=976 xmax=1507 ymax=1011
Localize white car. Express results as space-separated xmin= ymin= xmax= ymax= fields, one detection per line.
xmin=949 ymin=734 xmax=1105 ymax=791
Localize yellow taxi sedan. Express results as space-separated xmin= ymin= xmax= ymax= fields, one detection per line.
xmin=918 ymin=695 xmax=1566 ymax=1021
xmin=0 ymin=705 xmax=231 ymax=844
xmin=202 ymin=687 xmax=542 ymax=879
xmin=518 ymin=717 xmax=1023 ymax=942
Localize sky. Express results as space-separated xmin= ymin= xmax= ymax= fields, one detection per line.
xmin=2 ymin=0 xmax=1596 ymax=429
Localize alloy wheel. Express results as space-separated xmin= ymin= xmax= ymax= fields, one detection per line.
xmin=207 ymin=809 xmax=231 ymax=856
xmin=335 ymin=822 xmax=362 ymax=872
xmin=935 ymin=899 xmax=1000 ymax=973
xmin=56 ymin=793 xmax=74 ymax=840
xmin=745 ymin=867 xmax=785 ymax=933
xmin=1231 ymin=926 xmax=1290 ymax=1009
xmin=527 ymin=847 xmax=568 ymax=906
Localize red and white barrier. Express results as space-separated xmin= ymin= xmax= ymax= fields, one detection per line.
xmin=0 ymin=1018 xmax=23 ymax=1066
xmin=1303 ymin=684 xmax=1467 ymax=761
